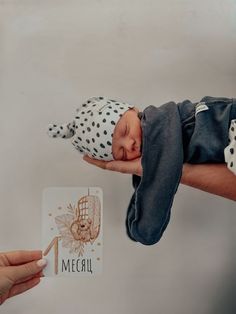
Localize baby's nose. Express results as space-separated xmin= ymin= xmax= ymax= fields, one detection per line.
xmin=126 ymin=138 xmax=136 ymax=152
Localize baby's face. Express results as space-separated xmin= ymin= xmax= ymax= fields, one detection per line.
xmin=112 ymin=107 xmax=142 ymax=161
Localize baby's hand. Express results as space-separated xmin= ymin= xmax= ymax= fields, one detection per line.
xmin=83 ymin=155 xmax=142 ymax=176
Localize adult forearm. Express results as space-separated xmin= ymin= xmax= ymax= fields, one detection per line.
xmin=181 ymin=163 xmax=236 ymax=201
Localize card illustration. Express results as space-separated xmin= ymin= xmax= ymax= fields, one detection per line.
xmin=42 ymin=187 xmax=102 ymax=276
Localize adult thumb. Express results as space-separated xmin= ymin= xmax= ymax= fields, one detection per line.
xmin=7 ymin=259 xmax=47 ymax=283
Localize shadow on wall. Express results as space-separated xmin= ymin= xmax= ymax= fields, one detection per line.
xmin=209 ymin=241 xmax=236 ymax=314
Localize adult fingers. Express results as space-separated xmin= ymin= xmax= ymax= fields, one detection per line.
xmin=105 ymin=160 xmax=130 ymax=173
xmin=6 ymin=259 xmax=47 ymax=283
xmin=83 ymin=154 xmax=141 ymax=175
xmin=83 ymin=154 xmax=127 ymax=172
xmin=1 ymin=250 xmax=42 ymax=266
xmin=15 ymin=270 xmax=44 ymax=284
xmin=8 ymin=277 xmax=40 ymax=299
xmin=83 ymin=155 xmax=107 ymax=169
xmin=107 ymin=159 xmax=141 ymax=175
xmin=0 ymin=293 xmax=8 ymax=305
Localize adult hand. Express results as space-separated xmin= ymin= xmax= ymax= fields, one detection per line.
xmin=0 ymin=250 xmax=47 ymax=305
xmin=83 ymin=155 xmax=143 ymax=176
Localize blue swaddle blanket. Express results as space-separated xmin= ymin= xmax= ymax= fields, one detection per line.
xmin=126 ymin=96 xmax=236 ymax=245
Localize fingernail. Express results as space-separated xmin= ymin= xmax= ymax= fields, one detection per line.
xmin=37 ymin=258 xmax=47 ymax=267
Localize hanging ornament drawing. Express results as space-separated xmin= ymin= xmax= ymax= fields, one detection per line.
xmin=43 ymin=188 xmax=101 ymax=274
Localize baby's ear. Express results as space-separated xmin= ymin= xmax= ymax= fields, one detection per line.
xmin=132 ymin=107 xmax=139 ymax=113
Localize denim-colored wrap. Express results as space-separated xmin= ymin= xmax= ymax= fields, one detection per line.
xmin=126 ymin=96 xmax=236 ymax=245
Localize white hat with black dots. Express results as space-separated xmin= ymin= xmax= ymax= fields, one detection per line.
xmin=224 ymin=119 xmax=236 ymax=175
xmin=47 ymin=96 xmax=134 ymax=161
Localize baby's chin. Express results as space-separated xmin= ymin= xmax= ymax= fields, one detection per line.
xmin=125 ymin=150 xmax=142 ymax=161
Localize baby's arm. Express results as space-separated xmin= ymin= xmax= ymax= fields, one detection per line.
xmin=181 ymin=163 xmax=236 ymax=201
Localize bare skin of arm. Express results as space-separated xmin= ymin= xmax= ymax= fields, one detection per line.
xmin=180 ymin=163 xmax=236 ymax=201
xmin=83 ymin=155 xmax=236 ymax=201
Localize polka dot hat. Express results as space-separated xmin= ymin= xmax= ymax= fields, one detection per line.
xmin=224 ymin=119 xmax=236 ymax=175
xmin=47 ymin=96 xmax=134 ymax=161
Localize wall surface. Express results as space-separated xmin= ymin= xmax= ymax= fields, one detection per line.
xmin=0 ymin=1 xmax=236 ymax=313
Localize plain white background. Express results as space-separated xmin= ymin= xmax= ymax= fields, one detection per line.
xmin=0 ymin=1 xmax=236 ymax=313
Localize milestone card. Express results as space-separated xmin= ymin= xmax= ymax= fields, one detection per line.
xmin=42 ymin=187 xmax=103 ymax=276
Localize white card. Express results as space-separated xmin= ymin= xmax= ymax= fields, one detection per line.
xmin=42 ymin=187 xmax=103 ymax=276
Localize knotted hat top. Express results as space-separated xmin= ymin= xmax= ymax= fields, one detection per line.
xmin=47 ymin=96 xmax=134 ymax=161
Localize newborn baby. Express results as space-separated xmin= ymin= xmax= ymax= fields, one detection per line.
xmin=47 ymin=96 xmax=142 ymax=161
xmin=47 ymin=96 xmax=236 ymax=245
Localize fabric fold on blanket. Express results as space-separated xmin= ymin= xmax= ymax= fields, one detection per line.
xmin=126 ymin=102 xmax=184 ymax=245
